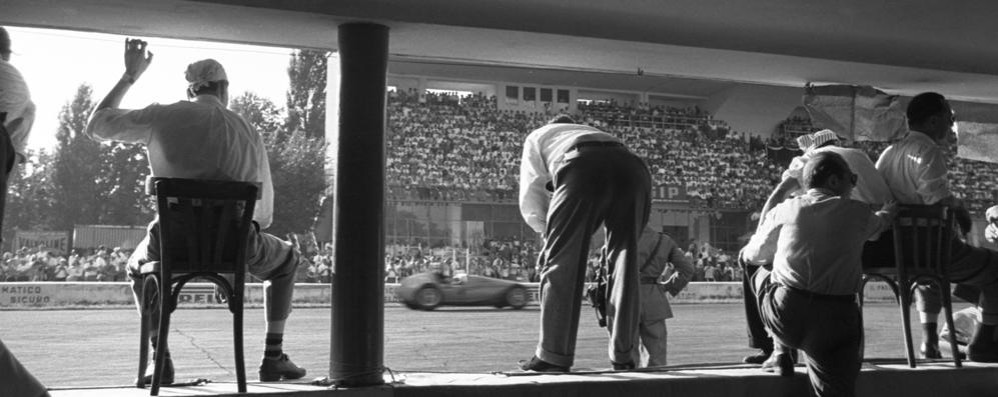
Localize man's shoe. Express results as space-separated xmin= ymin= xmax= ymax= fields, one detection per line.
xmin=760 ymin=353 xmax=795 ymax=377
xmin=742 ymin=349 xmax=771 ymax=365
xmin=517 ymin=356 xmax=569 ymax=372
xmin=920 ymin=343 xmax=942 ymax=359
xmin=611 ymin=361 xmax=635 ymax=371
xmin=259 ymin=354 xmax=307 ymax=381
xmin=140 ymin=356 xmax=175 ymax=385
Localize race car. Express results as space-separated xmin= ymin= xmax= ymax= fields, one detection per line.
xmin=395 ymin=271 xmax=530 ymax=310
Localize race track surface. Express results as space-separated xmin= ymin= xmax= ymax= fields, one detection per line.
xmin=0 ymin=302 xmax=958 ymax=387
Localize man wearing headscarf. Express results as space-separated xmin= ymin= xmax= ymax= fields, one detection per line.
xmin=85 ymin=39 xmax=306 ymax=384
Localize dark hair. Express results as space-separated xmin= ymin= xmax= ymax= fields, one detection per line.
xmin=906 ymin=92 xmax=948 ymax=126
xmin=803 ymin=152 xmax=850 ymax=189
xmin=548 ymin=114 xmax=575 ymax=124
xmin=189 ymin=80 xmax=228 ymax=97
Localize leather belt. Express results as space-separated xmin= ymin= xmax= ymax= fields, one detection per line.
xmin=567 ymin=141 xmax=624 ymax=152
xmin=779 ymin=284 xmax=855 ymax=302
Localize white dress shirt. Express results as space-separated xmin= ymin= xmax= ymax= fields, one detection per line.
xmin=742 ymin=189 xmax=891 ymax=295
xmin=518 ymin=123 xmax=619 ymax=233
xmin=0 ymin=59 xmax=35 ymax=161
xmin=875 ymin=130 xmax=950 ymax=205
xmin=85 ymin=95 xmax=275 ymax=228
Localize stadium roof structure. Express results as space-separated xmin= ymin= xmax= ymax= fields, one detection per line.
xmin=6 ymin=0 xmax=998 ymax=103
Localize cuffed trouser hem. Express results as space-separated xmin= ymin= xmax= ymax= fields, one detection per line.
xmin=262 ymin=247 xmax=299 ymax=322
xmin=536 ymin=347 xmax=573 ymax=368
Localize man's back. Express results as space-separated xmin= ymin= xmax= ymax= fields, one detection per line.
xmin=86 ymin=95 xmax=274 ymax=227
xmin=876 ymin=131 xmax=949 ymax=205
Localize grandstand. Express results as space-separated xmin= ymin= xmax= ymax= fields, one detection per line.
xmin=380 ymin=80 xmax=998 ymax=256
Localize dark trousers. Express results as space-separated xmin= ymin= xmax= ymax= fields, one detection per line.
xmin=535 ymin=146 xmax=651 ymax=367
xmin=753 ymin=268 xmax=862 ymax=397
xmin=742 ymin=260 xmax=773 ymax=352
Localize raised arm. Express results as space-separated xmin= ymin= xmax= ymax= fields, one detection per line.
xmin=95 ymin=39 xmax=154 ymax=111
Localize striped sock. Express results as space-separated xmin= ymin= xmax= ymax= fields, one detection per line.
xmin=264 ymin=333 xmax=283 ymax=359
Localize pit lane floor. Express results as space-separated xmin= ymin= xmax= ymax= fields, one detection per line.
xmin=0 ymin=302 xmax=964 ymax=388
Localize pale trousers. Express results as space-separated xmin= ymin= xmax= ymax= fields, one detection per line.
xmin=127 ymin=218 xmax=300 ymax=334
xmin=637 ymin=319 xmax=668 ymax=367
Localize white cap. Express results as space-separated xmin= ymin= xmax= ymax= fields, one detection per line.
xmin=184 ymin=59 xmax=228 ymax=91
xmin=811 ymin=129 xmax=840 ymax=149
xmin=796 ymin=134 xmax=814 ymax=151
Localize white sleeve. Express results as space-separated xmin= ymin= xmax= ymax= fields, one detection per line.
xmin=518 ymin=136 xmax=550 ymax=234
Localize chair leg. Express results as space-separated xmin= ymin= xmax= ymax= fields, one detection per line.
xmin=151 ymin=284 xmax=172 ymax=396
xmin=858 ymin=286 xmax=866 ymax=362
xmin=234 ymin=294 xmax=246 ymax=393
xmin=899 ymin=282 xmax=916 ymax=368
xmin=137 ymin=278 xmax=151 ymax=389
xmin=941 ymin=284 xmax=962 ymax=367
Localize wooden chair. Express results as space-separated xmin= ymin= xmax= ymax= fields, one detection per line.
xmin=137 ymin=177 xmax=259 ymax=395
xmin=860 ymin=204 xmax=961 ymax=368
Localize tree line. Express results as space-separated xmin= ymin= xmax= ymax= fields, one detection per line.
xmin=3 ymin=50 xmax=329 ymax=249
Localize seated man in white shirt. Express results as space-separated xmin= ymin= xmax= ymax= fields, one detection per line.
xmin=874 ymin=92 xmax=998 ymax=361
xmin=85 ymin=39 xmax=306 ymax=384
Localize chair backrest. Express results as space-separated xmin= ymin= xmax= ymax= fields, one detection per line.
xmin=891 ymin=204 xmax=955 ymax=278
xmin=150 ymin=178 xmax=259 ymax=275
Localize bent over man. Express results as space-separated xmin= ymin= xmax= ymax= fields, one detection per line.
xmin=742 ymin=152 xmax=896 ymax=397
xmin=85 ymin=39 xmax=306 ymax=384
xmin=518 ymin=115 xmax=651 ymax=371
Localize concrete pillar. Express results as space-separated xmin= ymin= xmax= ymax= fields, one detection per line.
xmin=330 ymin=22 xmax=388 ymax=387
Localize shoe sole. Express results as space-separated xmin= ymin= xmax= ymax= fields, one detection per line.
xmin=259 ymin=372 xmax=307 ymax=382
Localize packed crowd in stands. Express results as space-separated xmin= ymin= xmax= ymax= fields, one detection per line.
xmin=0 ymin=246 xmax=130 ymax=282
xmin=386 ymin=89 xmax=783 ymax=209
xmin=8 ymin=90 xmax=998 ymax=284
xmin=2 ymin=237 xmax=742 ymax=283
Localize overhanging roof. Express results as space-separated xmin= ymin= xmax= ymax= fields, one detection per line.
xmin=5 ymin=0 xmax=998 ymax=102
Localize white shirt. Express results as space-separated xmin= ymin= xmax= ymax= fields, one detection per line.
xmin=783 ymin=145 xmax=892 ymax=205
xmin=742 ymin=189 xmax=891 ymax=295
xmin=518 ymin=123 xmax=619 ymax=233
xmin=0 ymin=59 xmax=35 ymax=161
xmin=875 ymin=130 xmax=950 ymax=205
xmin=85 ymin=95 xmax=275 ymax=228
